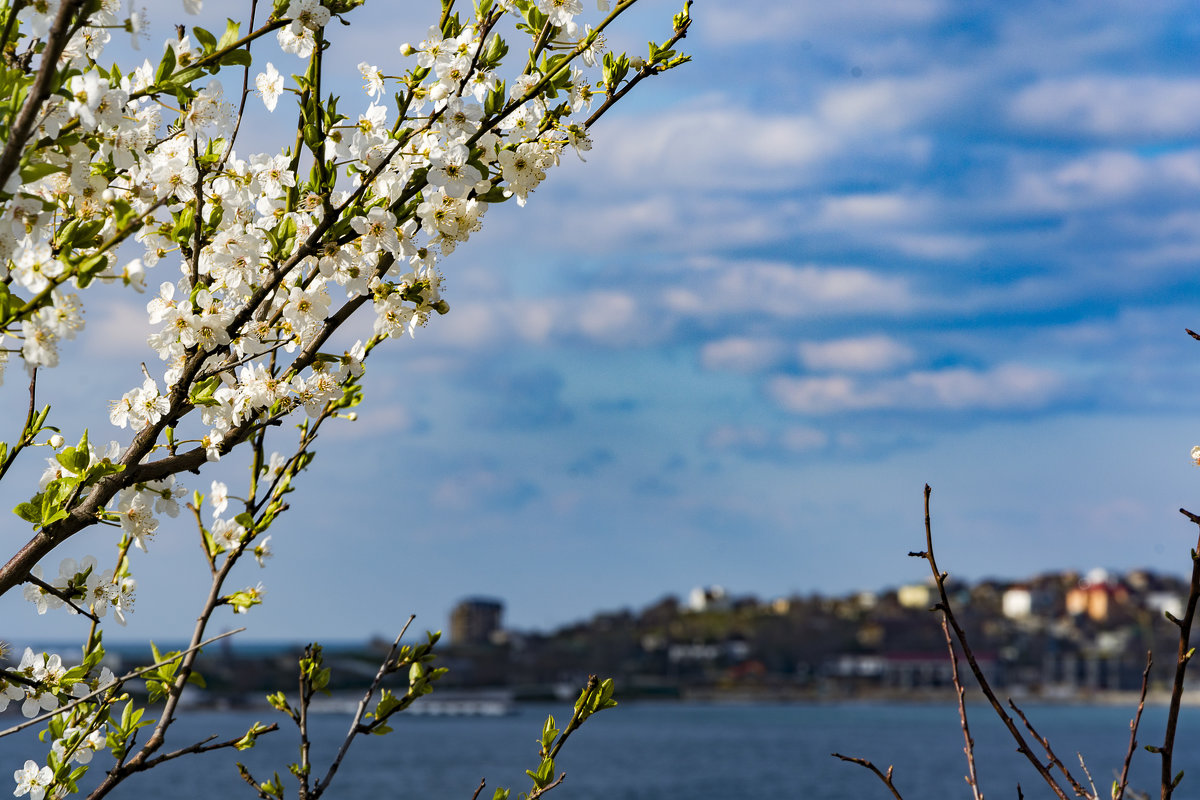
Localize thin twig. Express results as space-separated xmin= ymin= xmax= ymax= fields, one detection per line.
xmin=236 ymin=762 xmax=274 ymax=800
xmin=0 ymin=628 xmax=244 ymax=738
xmin=217 ymin=0 xmax=258 ymax=173
xmin=132 ymin=723 xmax=280 ymax=773
xmin=470 ymin=778 xmax=486 ymax=800
xmin=1115 ymin=652 xmax=1152 ymax=800
xmin=583 ymin=9 xmax=691 ymax=131
xmin=1007 ymin=699 xmax=1090 ymax=797
xmin=298 ymin=645 xmax=314 ymax=800
xmin=24 ymin=574 xmax=100 ymax=622
xmin=917 ymin=485 xmax=1070 ymax=800
xmin=527 ymin=773 xmax=566 ymax=800
xmin=0 ymin=668 xmax=40 ymax=689
xmin=0 ymin=0 xmax=87 ymax=189
xmin=547 ymin=676 xmax=599 ymax=761
xmin=832 ymin=754 xmax=905 ymax=800
xmin=1156 ymin=508 xmax=1200 ymax=800
xmin=310 ymin=616 xmax=417 ymax=800
xmin=940 ymin=617 xmax=984 ymax=800
xmin=1078 ymin=753 xmax=1097 ymax=800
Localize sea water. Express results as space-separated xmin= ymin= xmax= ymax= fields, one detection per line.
xmin=2 ymin=701 xmax=1197 ymax=798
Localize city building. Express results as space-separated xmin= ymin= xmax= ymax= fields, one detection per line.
xmin=450 ymin=597 xmax=504 ymax=645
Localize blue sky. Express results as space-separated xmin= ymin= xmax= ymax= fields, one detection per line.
xmin=7 ymin=0 xmax=1200 ymax=644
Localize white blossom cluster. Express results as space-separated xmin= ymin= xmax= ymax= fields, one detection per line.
xmin=1 ymin=0 xmax=623 ymax=600
xmin=0 ymin=647 xmax=113 ymax=720
xmin=0 ymin=0 xmax=689 ymax=793
xmin=22 ymin=555 xmax=136 ymax=624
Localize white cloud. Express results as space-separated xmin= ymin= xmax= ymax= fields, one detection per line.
xmin=84 ymin=299 xmax=154 ymax=357
xmin=700 ymin=337 xmax=789 ymax=373
xmin=768 ymin=363 xmax=1062 ymax=414
xmin=704 ymin=423 xmax=829 ymax=455
xmin=429 ymin=302 xmax=502 ymax=348
xmin=665 ymin=260 xmax=915 ymax=319
xmin=798 ymin=335 xmax=915 ymax=373
xmin=781 ymin=425 xmax=830 ymax=452
xmin=421 ymin=291 xmax=655 ymax=351
xmin=818 ymin=193 xmax=920 ymax=225
xmin=590 ymin=103 xmax=842 ymax=191
xmin=1010 ymin=76 xmax=1200 ymax=138
xmin=701 ymin=0 xmax=947 ymax=45
xmin=817 ymin=74 xmax=962 ymax=132
xmin=324 ymin=402 xmax=420 ymax=440
xmin=767 ymin=375 xmax=868 ymax=415
xmin=906 ymin=364 xmax=1061 ymax=410
xmin=576 ymin=292 xmax=638 ymax=341
xmin=1009 ymin=148 xmax=1200 ymax=211
xmin=812 ymin=191 xmax=986 ymax=259
xmin=585 ymin=76 xmax=957 ymax=199
xmin=705 ymin=424 xmax=772 ymax=452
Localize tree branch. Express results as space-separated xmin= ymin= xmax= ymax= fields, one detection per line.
xmin=832 ymin=754 xmax=905 ymax=800
xmin=0 ymin=0 xmax=87 ymax=190
xmin=916 ymin=484 xmax=1071 ymax=800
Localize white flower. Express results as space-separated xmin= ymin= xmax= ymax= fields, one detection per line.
xmin=253 ymin=535 xmax=272 ymax=567
xmin=11 ymin=239 xmax=63 ymax=293
xmin=182 ymin=0 xmax=202 ymax=13
xmin=211 ymin=480 xmax=229 ymax=518
xmin=358 ymin=62 xmax=385 ymax=98
xmin=13 ymin=760 xmax=52 ymax=800
xmin=536 ymin=0 xmax=582 ymax=27
xmin=286 ymin=0 xmax=331 ymax=32
xmin=1192 ymin=445 xmax=1200 ymax=465
xmin=256 ymin=63 xmax=284 ymax=112
xmin=211 ymin=518 xmax=246 ymax=551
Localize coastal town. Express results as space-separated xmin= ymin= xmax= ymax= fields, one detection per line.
xmin=78 ymin=567 xmax=1199 ymax=709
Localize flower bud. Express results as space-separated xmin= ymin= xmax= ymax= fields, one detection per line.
xmin=48 ymin=434 xmax=65 ymax=449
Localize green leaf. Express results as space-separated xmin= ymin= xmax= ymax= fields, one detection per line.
xmin=217 ymin=19 xmax=242 ymax=51
xmin=161 ymin=65 xmax=206 ymax=90
xmin=15 ymin=494 xmax=45 ymax=525
xmin=526 ymin=758 xmax=554 ymax=789
xmin=83 ymin=460 xmax=125 ymax=482
xmin=155 ymin=44 xmax=177 ymax=85
xmin=193 ymin=26 xmax=217 ymax=53
xmin=221 ymin=48 xmax=253 ymax=68
xmin=20 ymin=161 xmax=64 ymax=184
xmin=74 ymin=253 xmax=110 ymax=288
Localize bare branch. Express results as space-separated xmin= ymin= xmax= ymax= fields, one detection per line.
xmin=1007 ymin=699 xmax=1090 ymax=798
xmin=832 ymin=753 xmax=905 ymax=800
xmin=1156 ymin=509 xmax=1200 ymax=800
xmin=310 ymin=616 xmax=417 ymax=800
xmin=940 ymin=617 xmax=984 ymax=800
xmin=920 ymin=485 xmax=1071 ymax=800
xmin=134 ymin=723 xmax=279 ymax=772
xmin=1115 ymin=652 xmax=1152 ymax=800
